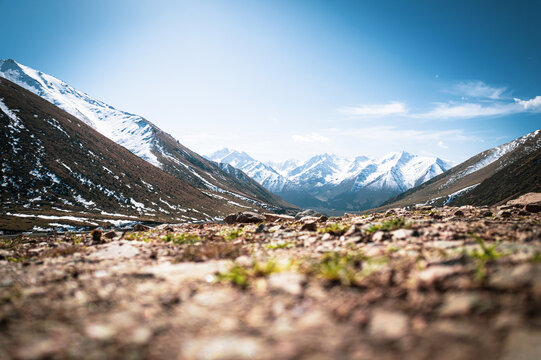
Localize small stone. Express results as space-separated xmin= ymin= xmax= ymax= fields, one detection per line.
xmin=224 ymin=213 xmax=238 ymax=224
xmin=318 ymin=215 xmax=328 ymax=222
xmin=268 ymin=272 xmax=305 ymax=296
xmin=104 ymin=231 xmax=117 ymax=239
xmin=525 ymin=203 xmax=541 ymax=213
xmin=417 ymin=265 xmax=461 ymax=287
xmin=294 ymin=209 xmax=322 ymax=220
xmin=129 ymin=326 xmax=152 ymax=344
xmin=489 ymin=263 xmax=533 ymax=290
xmin=433 ymin=320 xmax=477 ymax=338
xmin=182 ymin=336 xmax=264 ymax=360
xmin=391 ymin=228 xmax=414 ymax=240
xmin=133 ymin=223 xmax=150 ymax=231
xmin=235 ymin=255 xmax=254 ymax=267
xmin=255 ymin=223 xmax=267 ymax=233
xmin=385 ymin=209 xmax=396 ymax=216
xmin=372 ymin=231 xmax=391 ymax=242
xmin=85 ymin=323 xmax=116 ymax=341
xmin=497 ymin=210 xmax=512 ymax=218
xmin=369 ymin=309 xmax=409 ymax=340
xmin=439 ymin=292 xmax=480 ymax=316
xmin=236 ymin=212 xmax=266 ymax=224
xmin=321 ymin=233 xmax=333 ymax=241
xmin=300 ymin=221 xmax=317 ymax=232
xmin=344 ymin=225 xmax=360 ymax=236
xmin=501 ymin=329 xmax=541 ymax=360
xmin=299 ymin=216 xmax=319 ymax=222
xmin=454 ymin=210 xmax=465 ymax=217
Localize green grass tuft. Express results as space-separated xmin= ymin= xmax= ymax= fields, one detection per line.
xmin=162 ymin=232 xmax=201 ymax=245
xmin=365 ymin=217 xmax=408 ymax=233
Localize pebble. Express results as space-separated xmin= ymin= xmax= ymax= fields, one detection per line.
xmin=439 ymin=292 xmax=479 ymax=316
xmin=182 ymin=336 xmax=265 ymax=360
xmin=268 ymin=272 xmax=305 ymax=296
xmin=300 ymin=221 xmax=317 ymax=232
xmin=417 ymin=265 xmax=461 ymax=287
xmin=489 ymin=263 xmax=533 ymax=290
xmin=501 ymin=329 xmax=541 ymax=360
xmin=369 ymin=309 xmax=409 ymax=340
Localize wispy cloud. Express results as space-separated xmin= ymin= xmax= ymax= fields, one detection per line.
xmin=413 ymin=96 xmax=541 ymax=119
xmin=340 ymin=79 xmax=541 ymax=120
xmin=328 ymin=126 xmax=477 ymax=142
xmin=338 ymin=102 xmax=407 ymax=116
xmin=292 ymin=132 xmax=330 ymax=143
xmin=437 ymin=140 xmax=448 ymax=149
xmin=453 ymin=81 xmax=506 ymax=99
xmin=515 ymin=95 xmax=541 ymax=110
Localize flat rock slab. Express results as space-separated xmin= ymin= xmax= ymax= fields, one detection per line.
xmin=89 ymin=242 xmax=139 ymax=260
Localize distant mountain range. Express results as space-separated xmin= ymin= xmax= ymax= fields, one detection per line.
xmin=0 ymin=59 xmax=296 ymax=221
xmin=376 ymin=129 xmax=541 ymax=210
xmin=207 ymin=149 xmax=454 ymax=214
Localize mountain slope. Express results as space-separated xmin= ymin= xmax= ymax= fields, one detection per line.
xmin=0 ymin=59 xmax=294 ymax=212
xmin=376 ymin=129 xmax=541 ymax=210
xmin=208 ymin=149 xmax=453 ymax=214
xmin=206 ymin=149 xmax=287 ymax=192
xmin=0 ymin=78 xmax=276 ymax=231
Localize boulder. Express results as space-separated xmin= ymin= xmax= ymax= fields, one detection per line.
xmin=262 ymin=213 xmax=295 ymax=222
xmin=224 ymin=212 xmax=266 ymax=224
xmin=294 ymin=209 xmax=323 ymax=220
xmin=133 ymin=223 xmax=150 ymax=231
xmin=507 ymin=193 xmax=541 ymax=206
xmin=300 ymin=221 xmax=317 ymax=232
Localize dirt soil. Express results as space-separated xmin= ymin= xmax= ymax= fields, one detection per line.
xmin=1 ymin=204 xmax=540 ymax=360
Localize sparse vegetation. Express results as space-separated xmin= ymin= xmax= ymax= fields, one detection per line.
xmin=162 ymin=232 xmax=201 ymax=245
xmin=318 ymin=223 xmax=350 ymax=235
xmin=219 ymin=228 xmax=244 ymax=241
xmin=125 ymin=232 xmax=152 ymax=242
xmin=468 ymin=233 xmax=502 ymax=281
xmin=265 ymin=240 xmax=295 ymax=249
xmin=365 ymin=217 xmax=408 ymax=233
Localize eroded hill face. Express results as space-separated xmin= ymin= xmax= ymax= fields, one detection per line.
xmin=376 ymin=129 xmax=541 ymax=211
xmin=0 ymin=78 xmax=282 ymax=231
xmin=0 ymin=59 xmax=295 ymax=213
xmin=1 ymin=199 xmax=540 ymax=359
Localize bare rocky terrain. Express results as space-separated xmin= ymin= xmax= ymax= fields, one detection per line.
xmin=1 ymin=194 xmax=541 ymax=359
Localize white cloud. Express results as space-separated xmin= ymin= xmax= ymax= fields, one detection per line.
xmin=413 ymin=95 xmax=541 ymax=119
xmin=292 ymin=132 xmax=330 ymax=143
xmin=515 ymin=95 xmax=541 ymax=110
xmin=338 ymin=102 xmax=407 ymax=117
xmin=413 ymin=102 xmax=514 ymax=119
xmin=437 ymin=141 xmax=449 ymax=149
xmin=454 ymin=81 xmax=506 ymax=99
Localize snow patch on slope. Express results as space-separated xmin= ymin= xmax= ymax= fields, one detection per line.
xmin=0 ymin=59 xmax=160 ymax=166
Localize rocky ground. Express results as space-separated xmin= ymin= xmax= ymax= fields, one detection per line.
xmin=1 ymin=194 xmax=541 ymax=360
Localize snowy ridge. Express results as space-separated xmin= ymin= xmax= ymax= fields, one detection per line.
xmin=0 ymin=59 xmax=159 ymax=166
xmin=443 ymin=129 xmax=541 ymax=188
xmin=207 ymin=149 xmax=453 ymax=197
xmin=206 ymin=149 xmax=287 ymax=192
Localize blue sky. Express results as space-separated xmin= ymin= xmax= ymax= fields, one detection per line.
xmin=1 ymin=0 xmax=540 ymax=162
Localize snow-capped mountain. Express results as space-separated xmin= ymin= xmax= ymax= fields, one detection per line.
xmin=378 ymin=129 xmax=541 ymax=210
xmin=0 ymin=59 xmax=294 ymax=212
xmin=207 ymin=148 xmax=453 ymax=213
xmin=1 ymin=77 xmax=281 ymax=231
xmin=206 ymin=149 xmax=287 ymax=192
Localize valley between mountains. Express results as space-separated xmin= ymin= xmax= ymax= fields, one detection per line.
xmin=1 ymin=59 xmax=541 ymax=360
